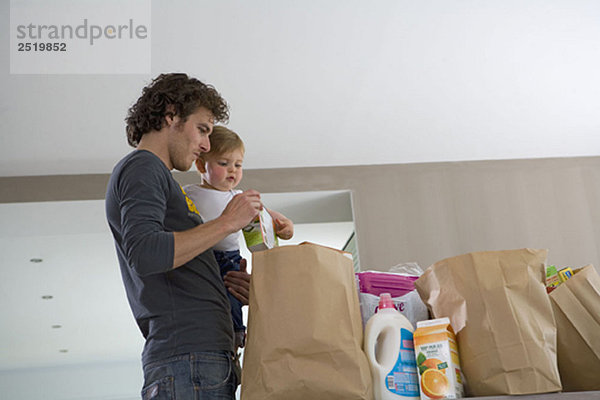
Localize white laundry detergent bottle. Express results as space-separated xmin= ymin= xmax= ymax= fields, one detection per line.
xmin=364 ymin=293 xmax=420 ymax=400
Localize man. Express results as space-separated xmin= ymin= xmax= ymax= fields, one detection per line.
xmin=105 ymin=73 xmax=259 ymax=399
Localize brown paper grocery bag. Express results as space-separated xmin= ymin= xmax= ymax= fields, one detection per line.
xmin=550 ymin=265 xmax=600 ymax=391
xmin=415 ymin=248 xmax=562 ymax=396
xmin=241 ymin=242 xmax=373 ymax=400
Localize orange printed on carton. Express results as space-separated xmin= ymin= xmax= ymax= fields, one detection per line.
xmin=413 ymin=317 xmax=464 ymax=399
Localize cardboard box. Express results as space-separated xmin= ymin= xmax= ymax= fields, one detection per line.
xmin=243 ymin=208 xmax=278 ymax=252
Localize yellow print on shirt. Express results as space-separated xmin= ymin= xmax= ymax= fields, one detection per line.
xmin=180 ymin=186 xmax=200 ymax=216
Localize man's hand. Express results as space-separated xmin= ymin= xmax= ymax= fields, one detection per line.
xmin=224 ymin=258 xmax=251 ymax=305
xmin=172 ymin=190 xmax=261 ymax=270
xmin=221 ymin=190 xmax=262 ymax=232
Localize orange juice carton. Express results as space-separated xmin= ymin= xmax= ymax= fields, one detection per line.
xmin=413 ymin=317 xmax=464 ymax=399
xmin=243 ymin=208 xmax=278 ymax=252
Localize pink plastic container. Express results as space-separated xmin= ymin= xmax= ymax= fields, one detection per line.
xmin=356 ymin=271 xmax=419 ymax=298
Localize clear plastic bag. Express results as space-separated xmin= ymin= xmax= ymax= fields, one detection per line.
xmin=356 ymin=262 xmax=428 ymax=329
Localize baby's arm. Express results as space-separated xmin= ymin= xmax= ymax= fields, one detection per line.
xmin=267 ymin=209 xmax=294 ymax=240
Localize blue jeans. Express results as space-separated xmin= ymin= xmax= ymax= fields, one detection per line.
xmin=141 ymin=352 xmax=238 ymax=400
xmin=213 ymin=250 xmax=245 ymax=335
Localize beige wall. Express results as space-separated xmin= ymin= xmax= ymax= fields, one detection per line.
xmin=189 ymin=156 xmax=600 ymax=271
xmin=3 ymin=156 xmax=599 ymax=272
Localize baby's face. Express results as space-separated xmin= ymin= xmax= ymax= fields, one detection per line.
xmin=201 ymin=148 xmax=244 ymax=191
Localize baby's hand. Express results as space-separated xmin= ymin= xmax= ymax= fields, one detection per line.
xmin=268 ymin=209 xmax=294 ymax=240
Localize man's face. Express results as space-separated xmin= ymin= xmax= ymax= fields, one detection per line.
xmin=167 ymin=107 xmax=214 ymax=171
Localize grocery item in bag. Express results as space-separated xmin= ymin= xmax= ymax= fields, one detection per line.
xmin=357 ymin=268 xmax=429 ymax=328
xmin=545 ymin=265 xmax=561 ymax=293
xmin=549 ymin=264 xmax=600 ymax=391
xmin=415 ymin=248 xmax=562 ymax=396
xmin=241 ymin=243 xmax=373 ymax=400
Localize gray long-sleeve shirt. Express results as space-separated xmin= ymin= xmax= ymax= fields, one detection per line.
xmin=105 ymin=150 xmax=234 ymax=366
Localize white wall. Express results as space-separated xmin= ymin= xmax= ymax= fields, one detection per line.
xmin=0 ymin=361 xmax=142 ymax=400
xmin=1 ymin=0 xmax=599 ymax=176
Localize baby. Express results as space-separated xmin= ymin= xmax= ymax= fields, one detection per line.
xmin=183 ymin=125 xmax=293 ymax=349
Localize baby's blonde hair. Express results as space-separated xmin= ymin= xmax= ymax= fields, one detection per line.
xmin=201 ymin=125 xmax=245 ymax=160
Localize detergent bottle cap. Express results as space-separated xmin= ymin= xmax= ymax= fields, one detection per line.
xmin=378 ymin=293 xmax=395 ymax=310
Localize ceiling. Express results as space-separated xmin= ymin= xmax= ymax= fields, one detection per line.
xmin=2 ymin=0 xmax=600 ymax=178
xmin=1 ymin=1 xmax=600 ymax=399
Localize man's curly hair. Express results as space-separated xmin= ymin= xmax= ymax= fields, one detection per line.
xmin=125 ymin=73 xmax=230 ymax=147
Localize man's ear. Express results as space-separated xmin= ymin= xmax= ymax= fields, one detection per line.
xmin=164 ymin=105 xmax=176 ymax=126
xmin=195 ymin=157 xmax=207 ymax=173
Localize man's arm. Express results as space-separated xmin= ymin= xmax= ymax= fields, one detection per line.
xmin=172 ymin=190 xmax=262 ymax=268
